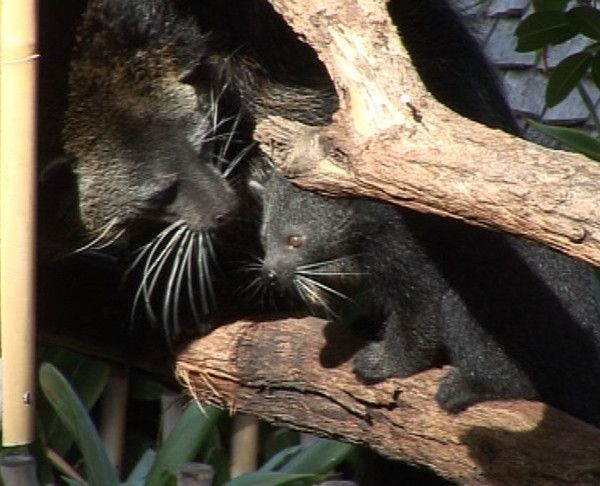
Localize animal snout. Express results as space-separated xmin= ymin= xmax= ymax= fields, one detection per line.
xmin=261 ymin=267 xmax=279 ymax=288
xmin=262 ymin=255 xmax=296 ymax=293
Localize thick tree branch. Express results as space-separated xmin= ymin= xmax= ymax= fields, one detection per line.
xmin=175 ymin=318 xmax=600 ymax=485
xmin=255 ymin=0 xmax=600 ymax=267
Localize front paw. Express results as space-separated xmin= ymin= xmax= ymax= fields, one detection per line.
xmin=354 ymin=342 xmax=394 ymax=384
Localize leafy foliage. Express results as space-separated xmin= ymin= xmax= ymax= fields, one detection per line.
xmin=31 ymin=359 xmax=362 ymax=485
xmin=515 ymin=1 xmax=600 ymax=154
xmin=515 ymin=3 xmax=600 ymax=107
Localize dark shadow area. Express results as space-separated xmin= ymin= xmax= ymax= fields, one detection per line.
xmin=387 ymin=0 xmax=520 ymax=135
xmin=461 ymin=407 xmax=600 ymax=483
xmin=320 ymin=318 xmax=375 ymax=370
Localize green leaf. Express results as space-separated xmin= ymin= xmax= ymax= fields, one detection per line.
xmin=515 ymin=11 xmax=577 ymax=51
xmin=567 ymin=6 xmax=600 ymax=40
xmin=226 ymin=472 xmax=319 ymax=486
xmin=61 ymin=476 xmax=85 ymax=486
xmin=546 ymin=52 xmax=593 ymax=106
xmin=278 ymin=439 xmax=354 ymax=475
xmin=38 ymin=348 xmax=110 ymax=456
xmin=39 ymin=362 xmax=119 ymax=486
xmin=528 ymin=119 xmax=600 ymax=161
xmin=125 ymin=449 xmax=157 ymax=486
xmin=592 ymin=52 xmax=600 ymax=88
xmin=259 ymin=445 xmax=303 ymax=472
xmin=533 ymin=0 xmax=568 ymax=12
xmin=146 ymin=403 xmax=224 ymax=486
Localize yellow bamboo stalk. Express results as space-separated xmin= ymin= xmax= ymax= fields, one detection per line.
xmin=0 ymin=0 xmax=38 ymax=445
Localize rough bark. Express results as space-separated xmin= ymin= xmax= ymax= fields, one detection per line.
xmin=255 ymin=0 xmax=600 ymax=267
xmin=176 ymin=317 xmax=600 ymax=485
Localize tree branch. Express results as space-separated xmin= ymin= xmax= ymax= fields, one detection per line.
xmin=255 ymin=0 xmax=600 ymax=267
xmin=175 ymin=317 xmax=600 ymax=485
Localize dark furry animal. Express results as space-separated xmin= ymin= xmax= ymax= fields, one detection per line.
xmin=63 ymin=0 xmax=259 ymax=340
xmin=252 ymin=1 xmax=600 ymax=426
xmin=256 ymin=174 xmax=600 ymax=426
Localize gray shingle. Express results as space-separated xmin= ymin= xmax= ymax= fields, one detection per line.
xmin=502 ymin=70 xmax=548 ymax=117
xmin=542 ymin=79 xmax=599 ymax=125
xmin=487 ymin=0 xmax=529 ymax=17
xmin=484 ymin=18 xmax=536 ymax=68
xmin=545 ymin=35 xmax=593 ymax=69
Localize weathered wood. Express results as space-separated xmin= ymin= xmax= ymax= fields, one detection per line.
xmin=176 ymin=317 xmax=600 ymax=485
xmin=255 ymin=0 xmax=600 ymax=267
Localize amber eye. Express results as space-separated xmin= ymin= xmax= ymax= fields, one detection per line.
xmin=287 ymin=235 xmax=303 ymax=248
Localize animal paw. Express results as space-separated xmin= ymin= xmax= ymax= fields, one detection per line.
xmin=435 ymin=368 xmax=480 ymax=413
xmin=354 ymin=342 xmax=396 ymax=383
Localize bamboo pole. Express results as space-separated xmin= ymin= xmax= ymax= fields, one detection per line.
xmin=229 ymin=414 xmax=259 ymax=478
xmin=0 ymin=0 xmax=38 ymax=446
xmin=100 ymin=368 xmax=129 ymax=475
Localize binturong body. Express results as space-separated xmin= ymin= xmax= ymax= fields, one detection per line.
xmin=256 ymin=174 xmax=600 ymax=427
xmin=253 ymin=0 xmax=600 ymax=426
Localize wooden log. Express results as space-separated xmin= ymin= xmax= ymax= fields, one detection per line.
xmin=175 ymin=318 xmax=600 ymax=485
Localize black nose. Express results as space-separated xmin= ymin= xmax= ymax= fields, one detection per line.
xmin=263 ymin=269 xmax=278 ymax=287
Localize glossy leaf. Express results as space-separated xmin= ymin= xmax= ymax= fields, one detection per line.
xmin=533 ymin=0 xmax=568 ymax=11
xmin=567 ymin=6 xmax=600 ymax=40
xmin=516 ymin=11 xmax=577 ymax=51
xmin=546 ymin=52 xmax=592 ymax=106
xmin=226 ymin=472 xmax=319 ymax=486
xmin=278 ymin=439 xmax=354 ymax=475
xmin=145 ymin=403 xmax=224 ymax=486
xmin=39 ymin=362 xmax=119 ymax=486
xmin=125 ymin=449 xmax=157 ymax=486
xmin=259 ymin=445 xmax=303 ymax=472
xmin=528 ymin=119 xmax=600 ymax=161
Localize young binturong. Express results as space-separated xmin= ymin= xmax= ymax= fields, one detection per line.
xmin=254 ymin=174 xmax=600 ymax=427
xmin=251 ymin=0 xmax=600 ymax=427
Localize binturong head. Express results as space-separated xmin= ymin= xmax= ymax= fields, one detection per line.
xmin=250 ymin=172 xmax=364 ymax=316
xmin=63 ymin=0 xmax=247 ymax=245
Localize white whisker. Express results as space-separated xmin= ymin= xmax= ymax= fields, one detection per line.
xmin=73 ymin=218 xmax=120 ymax=254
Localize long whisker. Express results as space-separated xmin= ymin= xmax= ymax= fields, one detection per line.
xmin=223 ymin=141 xmax=256 ymax=179
xmin=125 ymin=221 xmax=182 ymax=279
xmin=200 ymin=239 xmax=215 ymax=312
xmin=137 ymin=223 xmax=187 ymax=325
xmin=299 ymin=275 xmax=353 ymax=302
xmin=130 ymin=222 xmax=184 ymax=324
xmin=197 ymin=232 xmax=209 ymax=315
xmin=161 ymin=229 xmax=191 ymax=344
xmin=185 ymin=232 xmax=202 ymax=330
xmin=170 ymin=230 xmax=192 ymax=340
xmin=73 ymin=218 xmax=120 ymax=254
xmin=297 ymin=255 xmax=360 ymax=271
xmin=130 ymin=235 xmax=162 ymax=326
xmin=296 ymin=270 xmax=367 ymax=277
xmin=296 ymin=276 xmax=340 ymax=319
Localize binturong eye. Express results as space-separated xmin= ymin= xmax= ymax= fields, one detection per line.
xmin=287 ymin=235 xmax=304 ymax=248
